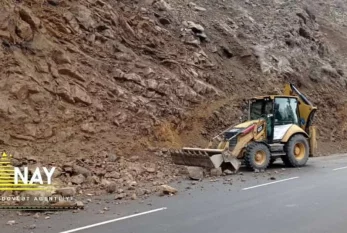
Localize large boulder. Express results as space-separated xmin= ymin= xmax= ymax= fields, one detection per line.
xmin=186 ymin=166 xmax=204 ymax=180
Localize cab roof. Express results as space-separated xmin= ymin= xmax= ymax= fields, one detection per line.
xmin=252 ymin=95 xmax=298 ymax=100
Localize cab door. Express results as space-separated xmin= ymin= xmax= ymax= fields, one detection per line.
xmin=273 ymin=97 xmax=300 ymax=142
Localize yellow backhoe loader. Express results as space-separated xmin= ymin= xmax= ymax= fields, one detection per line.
xmin=170 ymin=83 xmax=317 ymax=172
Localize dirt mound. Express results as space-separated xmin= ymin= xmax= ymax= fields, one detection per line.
xmin=0 ymin=0 xmax=347 ymax=199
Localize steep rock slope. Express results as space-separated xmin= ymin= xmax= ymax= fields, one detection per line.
xmin=146 ymin=0 xmax=347 ymax=152
xmin=0 ymin=0 xmax=346 ymax=198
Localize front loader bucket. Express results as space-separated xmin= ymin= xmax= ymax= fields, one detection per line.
xmin=221 ymin=156 xmax=241 ymax=173
xmin=170 ymin=148 xmax=226 ymax=169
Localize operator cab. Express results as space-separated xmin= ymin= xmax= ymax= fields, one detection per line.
xmin=249 ymin=96 xmax=300 ymax=143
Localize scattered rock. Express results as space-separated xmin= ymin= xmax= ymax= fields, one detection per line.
xmin=71 ymin=5 xmax=96 ymax=30
xmin=58 ymin=67 xmax=86 ymax=82
xmin=76 ymin=201 xmax=84 ymax=208
xmin=196 ymin=32 xmax=207 ymax=40
xmin=55 ymin=187 xmax=76 ymax=197
xmin=188 ymin=2 xmax=196 ymax=7
xmin=143 ymin=163 xmax=156 ymax=173
xmin=7 ymin=220 xmax=16 ymax=226
xmin=188 ymin=3 xmax=207 ymax=11
xmin=115 ymin=193 xmax=127 ymax=200
xmin=223 ymin=169 xmax=234 ymax=175
xmin=103 ymin=181 xmax=117 ymax=194
xmin=153 ymin=0 xmax=171 ymax=11
xmin=107 ymin=153 xmax=118 ymax=162
xmin=194 ymin=6 xmax=206 ymax=11
xmin=19 ymin=6 xmax=41 ymax=30
xmin=81 ymin=123 xmax=96 ymax=133
xmin=185 ymin=39 xmax=201 ymax=46
xmin=129 ymin=163 xmax=145 ymax=175
xmin=186 ymin=166 xmax=204 ymax=180
xmin=72 ymin=164 xmax=92 ymax=177
xmin=186 ymin=21 xmax=205 ymax=32
xmin=52 ymin=50 xmax=71 ymax=65
xmin=16 ymin=20 xmax=33 ymax=41
xmin=270 ymin=177 xmax=276 ymax=180
xmin=29 ymin=224 xmax=37 ymax=229
xmin=210 ymin=168 xmax=223 ymax=177
xmin=71 ymin=174 xmax=85 ymax=185
xmin=129 ymin=181 xmax=137 ymax=187
xmin=131 ymin=193 xmax=137 ymax=200
xmin=160 ymin=185 xmax=178 ymax=195
xmin=72 ymin=85 xmax=92 ymax=105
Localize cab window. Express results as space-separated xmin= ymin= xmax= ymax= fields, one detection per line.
xmin=274 ymin=98 xmax=299 ymax=125
xmin=250 ymin=99 xmax=273 ymax=120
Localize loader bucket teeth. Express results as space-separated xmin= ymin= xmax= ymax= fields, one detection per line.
xmin=170 ymin=148 xmax=226 ymax=169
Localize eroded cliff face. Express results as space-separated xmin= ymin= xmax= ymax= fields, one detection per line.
xmin=0 ymin=0 xmax=346 ymax=198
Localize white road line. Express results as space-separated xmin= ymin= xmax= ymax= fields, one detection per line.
xmin=333 ymin=166 xmax=347 ymax=171
xmin=59 ymin=207 xmax=167 ymax=233
xmin=242 ymin=177 xmax=299 ymax=191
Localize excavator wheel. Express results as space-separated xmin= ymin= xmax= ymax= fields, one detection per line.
xmin=244 ymin=142 xmax=271 ymax=171
xmin=282 ymin=134 xmax=309 ymax=167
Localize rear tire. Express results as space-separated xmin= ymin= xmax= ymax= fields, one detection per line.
xmin=282 ymin=134 xmax=309 ymax=167
xmin=244 ymin=143 xmax=271 ymax=171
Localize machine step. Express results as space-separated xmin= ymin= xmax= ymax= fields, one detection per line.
xmin=269 ymin=143 xmax=284 ymax=153
xmin=271 ymin=152 xmax=286 ymax=157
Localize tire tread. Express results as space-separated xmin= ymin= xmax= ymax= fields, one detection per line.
xmin=282 ymin=134 xmax=309 ymax=167
xmin=244 ymin=142 xmax=271 ymax=171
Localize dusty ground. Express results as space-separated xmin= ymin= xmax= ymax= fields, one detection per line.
xmin=0 ymin=0 xmax=347 ymax=202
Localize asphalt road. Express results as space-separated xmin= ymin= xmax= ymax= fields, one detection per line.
xmin=2 ymin=154 xmax=347 ymax=233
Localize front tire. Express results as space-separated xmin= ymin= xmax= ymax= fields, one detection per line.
xmin=244 ymin=143 xmax=271 ymax=171
xmin=282 ymin=134 xmax=309 ymax=167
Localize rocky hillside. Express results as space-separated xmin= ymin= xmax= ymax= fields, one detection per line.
xmin=0 ymin=0 xmax=347 ymax=199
